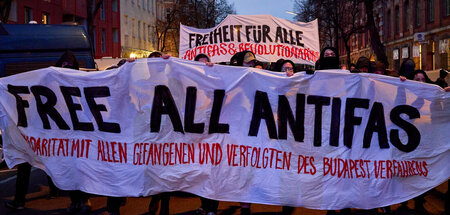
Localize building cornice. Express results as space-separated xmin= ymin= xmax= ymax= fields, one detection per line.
xmin=385 ymin=25 xmax=450 ymax=46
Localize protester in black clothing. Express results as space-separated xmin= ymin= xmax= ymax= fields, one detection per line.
xmin=398 ymin=58 xmax=416 ymax=80
xmin=194 ymin=53 xmax=209 ymax=62
xmin=3 ymin=51 xmax=84 ymax=211
xmin=229 ymin=51 xmax=258 ymax=215
xmin=349 ymin=63 xmax=356 ymax=71
xmin=101 ymin=62 xmax=130 ymax=215
xmin=315 ymin=47 xmax=350 ymax=215
xmin=370 ymin=61 xmax=386 ymax=75
xmin=412 ymin=70 xmax=434 ymax=83
xmin=270 ymin=58 xmax=285 ymax=71
xmin=315 ymin=47 xmax=340 ymax=70
xmin=192 ymin=53 xmax=220 ymax=215
xmin=148 ymin=51 xmax=163 ymax=58
xmin=355 ymin=56 xmax=371 ymax=73
xmin=146 ymin=51 xmax=171 ymax=215
xmin=254 ymin=60 xmax=264 ymax=69
xmin=397 ymin=69 xmax=435 ymax=215
xmin=271 ymin=59 xmax=296 ymax=77
xmin=435 ymin=69 xmax=449 ymax=89
xmin=55 ymin=50 xmax=80 ymax=70
xmin=230 ymin=50 xmax=257 ymax=67
xmin=54 ymin=50 xmax=94 ymax=214
xmin=194 ymin=53 xmax=214 ymax=67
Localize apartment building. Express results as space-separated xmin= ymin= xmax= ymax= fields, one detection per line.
xmin=120 ymin=0 xmax=158 ymax=58
xmin=338 ymin=0 xmax=450 ymax=71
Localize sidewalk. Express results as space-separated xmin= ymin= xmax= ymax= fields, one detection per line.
xmin=0 ymin=168 xmax=447 ymax=215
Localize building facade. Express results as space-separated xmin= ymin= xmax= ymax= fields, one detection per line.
xmin=155 ymin=0 xmax=179 ymax=56
xmin=339 ymin=0 xmax=450 ymax=72
xmin=120 ymin=0 xmax=158 ymax=58
xmin=6 ymin=0 xmax=121 ymax=59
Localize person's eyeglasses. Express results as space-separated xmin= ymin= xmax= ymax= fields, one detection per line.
xmin=62 ymin=62 xmax=74 ymax=68
xmin=282 ymin=67 xmax=294 ymax=72
xmin=324 ymin=49 xmax=336 ymax=57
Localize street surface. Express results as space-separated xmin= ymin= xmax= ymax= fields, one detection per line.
xmin=0 ymin=166 xmax=447 ymax=215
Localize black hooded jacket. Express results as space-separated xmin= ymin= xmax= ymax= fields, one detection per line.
xmin=315 ymin=47 xmax=340 ymax=70
xmin=399 ymin=59 xmax=416 ymax=80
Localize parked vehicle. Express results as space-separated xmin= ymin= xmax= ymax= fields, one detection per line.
xmin=0 ymin=23 xmax=96 ymax=77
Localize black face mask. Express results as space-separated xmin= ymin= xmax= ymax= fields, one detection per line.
xmin=319 ymin=57 xmax=339 ymax=70
xmin=403 ymin=64 xmax=415 ymax=79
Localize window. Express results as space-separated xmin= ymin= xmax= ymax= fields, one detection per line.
xmin=152 ymin=26 xmax=155 ymax=44
xmin=152 ymin=0 xmax=155 ymax=14
xmin=42 ymin=12 xmax=49 ymax=24
xmin=447 ymin=0 xmax=450 ymax=16
xmin=132 ymin=18 xmax=135 ymax=38
xmin=113 ymin=28 xmax=119 ymax=43
xmin=428 ymin=0 xmax=434 ymax=22
xmin=124 ymin=15 xmax=128 ymax=34
xmin=143 ymin=23 xmax=146 ymax=42
xmin=395 ymin=6 xmax=399 ymax=35
xmin=359 ymin=33 xmax=363 ymax=48
xmin=393 ymin=49 xmax=399 ymax=60
xmin=386 ymin=10 xmax=391 ymax=37
xmin=102 ymin=29 xmax=106 ymax=53
xmin=9 ymin=0 xmax=17 ymax=22
xmin=24 ymin=7 xmax=32 ymax=23
xmin=415 ymin=0 xmax=421 ymax=26
xmin=365 ymin=31 xmax=368 ymax=47
xmin=402 ymin=47 xmax=409 ymax=59
xmin=112 ymin=0 xmax=118 ymax=12
xmin=138 ymin=21 xmax=141 ymax=39
xmin=93 ymin=27 xmax=96 ymax=52
xmin=404 ymin=1 xmax=410 ymax=31
xmin=166 ymin=8 xmax=171 ymax=20
xmin=101 ymin=1 xmax=105 ymax=20
xmin=148 ymin=0 xmax=151 ymax=11
xmin=148 ymin=25 xmax=151 ymax=42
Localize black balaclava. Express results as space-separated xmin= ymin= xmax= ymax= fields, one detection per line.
xmin=317 ymin=46 xmax=339 ymax=70
xmin=399 ymin=59 xmax=415 ymax=80
xmin=55 ymin=50 xmax=79 ymax=70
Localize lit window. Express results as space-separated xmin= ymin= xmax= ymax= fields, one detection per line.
xmin=42 ymin=12 xmax=49 ymax=24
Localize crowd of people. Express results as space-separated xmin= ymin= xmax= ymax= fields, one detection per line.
xmin=3 ymin=47 xmax=449 ymax=215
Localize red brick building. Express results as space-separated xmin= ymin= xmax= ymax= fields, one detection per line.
xmin=6 ymin=0 xmax=121 ymax=58
xmin=338 ymin=0 xmax=450 ymax=72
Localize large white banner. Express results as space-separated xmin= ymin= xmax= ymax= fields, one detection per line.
xmin=0 ymin=58 xmax=449 ymax=210
xmin=179 ymin=15 xmax=320 ymax=65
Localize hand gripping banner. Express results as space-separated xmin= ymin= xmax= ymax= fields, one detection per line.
xmin=0 ymin=58 xmax=449 ymax=210
xmin=179 ymin=15 xmax=320 ymax=65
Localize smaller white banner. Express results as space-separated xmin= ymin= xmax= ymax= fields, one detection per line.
xmin=179 ymin=15 xmax=320 ymax=65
